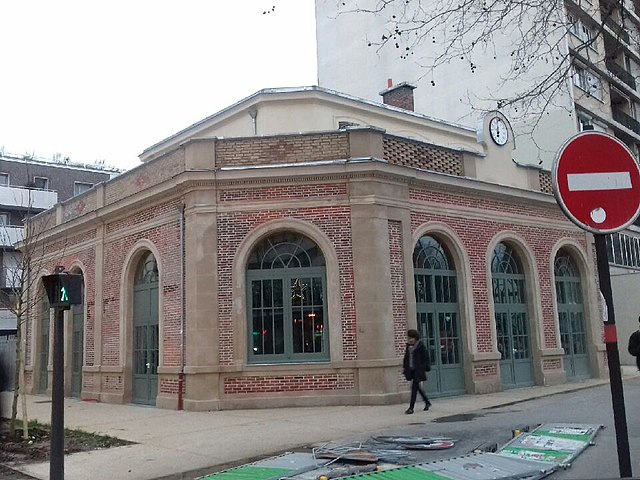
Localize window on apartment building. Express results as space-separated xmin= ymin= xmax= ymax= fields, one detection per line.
xmin=577 ymin=114 xmax=606 ymax=132
xmin=33 ymin=177 xmax=49 ymax=190
xmin=246 ymin=232 xmax=329 ymax=363
xmin=573 ymin=65 xmax=603 ymax=100
xmin=0 ymin=173 xmax=9 ymax=186
xmin=568 ymin=15 xmax=594 ymax=45
xmin=74 ymin=182 xmax=93 ymax=196
xmin=3 ymin=251 xmax=22 ymax=289
xmin=0 ymin=213 xmax=9 ymax=226
xmin=606 ymin=232 xmax=640 ymax=267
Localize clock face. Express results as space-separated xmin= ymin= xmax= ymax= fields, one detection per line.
xmin=489 ymin=117 xmax=508 ymax=146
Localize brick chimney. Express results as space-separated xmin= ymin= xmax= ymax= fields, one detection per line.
xmin=379 ymin=79 xmax=416 ymax=112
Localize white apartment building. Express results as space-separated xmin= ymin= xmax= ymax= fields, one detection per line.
xmin=316 ymin=0 xmax=640 ymax=367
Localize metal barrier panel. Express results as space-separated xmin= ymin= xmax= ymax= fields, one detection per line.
xmin=199 ymin=453 xmax=322 ymax=480
xmin=497 ymin=423 xmax=602 ymax=466
xmin=329 ymin=453 xmax=555 ymax=480
xmin=198 ymin=465 xmax=293 ymax=480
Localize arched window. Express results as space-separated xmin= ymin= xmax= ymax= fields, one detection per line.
xmin=135 ymin=252 xmax=159 ymax=284
xmin=554 ymin=252 xmax=580 ymax=278
xmin=413 ymin=235 xmax=452 ymax=271
xmin=132 ymin=251 xmax=159 ymax=405
xmin=491 ymin=242 xmax=534 ymax=388
xmin=247 ymin=232 xmax=328 ymax=363
xmin=413 ymin=235 xmax=465 ymax=395
xmin=491 ymin=242 xmax=522 ymax=275
xmin=554 ymin=249 xmax=589 ymax=379
xmin=38 ymin=292 xmax=50 ymax=393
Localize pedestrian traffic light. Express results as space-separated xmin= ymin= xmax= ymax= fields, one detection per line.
xmin=42 ymin=272 xmax=83 ymax=309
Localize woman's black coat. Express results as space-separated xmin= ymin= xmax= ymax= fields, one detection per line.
xmin=403 ymin=340 xmax=431 ymax=382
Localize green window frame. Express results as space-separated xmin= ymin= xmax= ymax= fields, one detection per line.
xmin=247 ymin=232 xmax=329 ymax=364
xmin=492 ymin=242 xmax=530 ymax=361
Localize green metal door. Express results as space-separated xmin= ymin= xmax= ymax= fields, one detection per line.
xmin=555 ymin=252 xmax=590 ymax=380
xmin=414 ymin=236 xmax=464 ymax=396
xmin=132 ymin=253 xmax=159 ymax=405
xmin=39 ymin=296 xmax=50 ymax=393
xmin=492 ymin=243 xmax=534 ymax=389
xmin=71 ymin=301 xmax=84 ymax=397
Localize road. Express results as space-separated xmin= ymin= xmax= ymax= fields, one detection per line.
xmin=165 ymin=378 xmax=640 ymax=479
xmin=344 ymin=377 xmax=640 ymax=479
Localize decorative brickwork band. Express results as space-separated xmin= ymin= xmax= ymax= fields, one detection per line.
xmin=224 ymin=373 xmax=355 ymax=394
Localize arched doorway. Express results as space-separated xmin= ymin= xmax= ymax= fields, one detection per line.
xmin=554 ymin=250 xmax=590 ymax=380
xmin=413 ymin=235 xmax=464 ymax=396
xmin=38 ymin=293 xmax=50 ymax=393
xmin=492 ymin=242 xmax=534 ymax=388
xmin=70 ymin=276 xmax=84 ymax=397
xmin=132 ymin=252 xmax=159 ymax=405
xmin=246 ymin=232 xmax=329 ymax=363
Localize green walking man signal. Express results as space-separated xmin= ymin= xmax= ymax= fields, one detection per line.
xmin=42 ymin=270 xmax=83 ymax=309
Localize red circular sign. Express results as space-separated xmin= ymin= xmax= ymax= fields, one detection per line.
xmin=552 ymin=132 xmax=640 ymax=233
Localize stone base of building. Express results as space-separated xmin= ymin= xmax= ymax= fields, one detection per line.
xmin=166 ymin=391 xmax=405 ymax=411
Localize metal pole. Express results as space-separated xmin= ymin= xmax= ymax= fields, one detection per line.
xmin=594 ymin=234 xmax=632 ymax=478
xmin=50 ymin=306 xmax=65 ymax=480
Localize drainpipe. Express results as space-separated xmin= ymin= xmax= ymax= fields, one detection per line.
xmin=178 ymin=202 xmax=186 ymax=410
xmin=248 ymin=109 xmax=258 ymax=135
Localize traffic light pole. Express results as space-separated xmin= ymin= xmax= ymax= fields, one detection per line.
xmin=50 ymin=306 xmax=65 ymax=480
xmin=41 ymin=269 xmax=84 ymax=479
xmin=594 ymin=234 xmax=632 ymax=478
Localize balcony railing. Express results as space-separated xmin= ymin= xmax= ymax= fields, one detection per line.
xmin=606 ymin=59 xmax=637 ymax=90
xmin=604 ymin=16 xmax=630 ymax=44
xmin=0 ymin=186 xmax=57 ymax=210
xmin=0 ymin=308 xmax=17 ymax=330
xmin=612 ymin=106 xmax=640 ymax=135
xmin=0 ymin=226 xmax=24 ymax=247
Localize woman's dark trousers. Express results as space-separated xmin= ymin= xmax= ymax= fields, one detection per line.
xmin=410 ymin=378 xmax=429 ymax=409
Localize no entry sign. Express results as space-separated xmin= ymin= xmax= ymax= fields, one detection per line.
xmin=552 ymin=132 xmax=640 ymax=233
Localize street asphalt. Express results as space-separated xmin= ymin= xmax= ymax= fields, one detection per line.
xmin=1 ymin=369 xmax=638 ymax=480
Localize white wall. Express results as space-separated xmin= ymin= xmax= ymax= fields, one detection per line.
xmin=316 ymin=0 xmax=578 ymax=169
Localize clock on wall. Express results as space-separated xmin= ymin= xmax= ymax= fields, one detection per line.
xmin=489 ymin=116 xmax=508 ymax=146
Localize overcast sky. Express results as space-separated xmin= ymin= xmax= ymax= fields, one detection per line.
xmin=1 ymin=1 xmax=317 ymax=171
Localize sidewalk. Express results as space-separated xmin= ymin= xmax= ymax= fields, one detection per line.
xmin=2 ymin=372 xmax=637 ymax=480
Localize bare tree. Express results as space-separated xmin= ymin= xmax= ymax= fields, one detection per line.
xmin=0 ymin=191 xmax=56 ymax=438
xmin=328 ymin=0 xmax=628 ymax=129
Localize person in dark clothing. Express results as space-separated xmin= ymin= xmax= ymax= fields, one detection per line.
xmin=402 ymin=329 xmax=431 ymax=414
xmin=628 ymin=316 xmax=640 ymax=371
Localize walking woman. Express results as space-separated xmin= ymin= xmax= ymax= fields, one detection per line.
xmin=402 ymin=329 xmax=432 ymax=414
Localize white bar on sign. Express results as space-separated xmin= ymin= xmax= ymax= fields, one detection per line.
xmin=567 ymin=172 xmax=632 ymax=191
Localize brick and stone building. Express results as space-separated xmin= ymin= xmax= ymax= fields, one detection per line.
xmin=24 ymin=86 xmax=606 ymax=410
xmin=316 ymin=0 xmax=640 ymax=368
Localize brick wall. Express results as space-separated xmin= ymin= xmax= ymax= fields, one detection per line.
xmin=381 ymin=85 xmax=415 ymax=111
xmin=215 ymin=133 xmax=350 ymax=167
xmin=104 ymin=149 xmax=185 ymax=206
xmin=474 ymin=363 xmax=497 ymax=377
xmin=411 ymin=190 xmax=587 ymax=355
xmin=160 ymin=378 xmax=184 ymax=395
xmin=223 ymin=373 xmax=355 ymax=394
xmin=63 ymin=191 xmax=97 ymax=222
xmin=543 ymin=359 xmax=562 ymax=370
xmin=102 ymin=201 xmax=182 ymax=367
xmin=216 ymin=205 xmax=355 ymax=365
xmin=220 ymin=183 xmax=347 ymax=203
xmin=102 ymin=374 xmax=122 ymax=391
xmin=48 ymin=245 xmax=98 ymax=366
xmin=388 ymin=220 xmax=407 ymax=358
